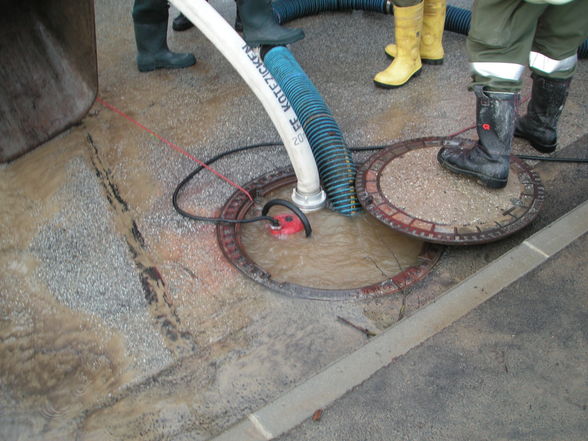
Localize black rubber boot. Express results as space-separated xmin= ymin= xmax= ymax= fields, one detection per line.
xmin=235 ymin=5 xmax=243 ymax=31
xmin=237 ymin=0 xmax=304 ymax=47
xmin=172 ymin=13 xmax=194 ymax=31
xmin=437 ymin=86 xmax=518 ymax=189
xmin=514 ymin=73 xmax=572 ymax=154
xmin=134 ymin=22 xmax=196 ymax=72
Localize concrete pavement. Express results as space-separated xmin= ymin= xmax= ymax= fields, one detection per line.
xmin=275 ymin=221 xmax=588 ymax=441
xmin=213 ymin=139 xmax=588 ymax=439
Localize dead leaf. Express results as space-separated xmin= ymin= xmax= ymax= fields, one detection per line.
xmin=312 ymin=409 xmax=323 ymax=422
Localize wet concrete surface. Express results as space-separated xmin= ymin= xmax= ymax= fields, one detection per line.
xmin=1 ymin=0 xmax=587 ymax=440
xmin=276 ymin=232 xmax=588 ymax=441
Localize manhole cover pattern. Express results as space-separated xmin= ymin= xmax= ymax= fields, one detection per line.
xmin=356 ymin=137 xmax=545 ymax=245
xmin=217 ymin=168 xmax=443 ymax=300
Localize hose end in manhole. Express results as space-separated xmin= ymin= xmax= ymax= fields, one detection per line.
xmin=217 ymin=168 xmax=443 ymax=300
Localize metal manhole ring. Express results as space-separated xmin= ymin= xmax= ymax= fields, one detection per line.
xmin=216 ymin=167 xmax=443 ymax=300
xmin=356 ymin=137 xmax=545 ymax=245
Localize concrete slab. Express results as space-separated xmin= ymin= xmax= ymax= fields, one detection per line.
xmin=275 ymin=231 xmax=588 ymax=441
xmin=212 ymin=200 xmax=588 ymax=441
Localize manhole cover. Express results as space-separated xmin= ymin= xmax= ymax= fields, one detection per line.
xmin=356 ymin=137 xmax=544 ymax=245
xmin=217 ymin=168 xmax=443 ymax=300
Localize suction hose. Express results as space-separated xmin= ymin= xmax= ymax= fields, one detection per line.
xmin=169 ymin=0 xmax=326 ymax=212
xmin=272 ymin=0 xmax=588 ymax=58
xmin=264 ymin=46 xmax=362 ymax=216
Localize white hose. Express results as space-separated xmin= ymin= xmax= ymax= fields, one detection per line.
xmin=169 ymin=0 xmax=326 ymax=211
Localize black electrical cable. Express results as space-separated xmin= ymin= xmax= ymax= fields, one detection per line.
xmin=173 ymin=140 xmax=587 ymax=226
xmin=173 ymin=141 xmax=319 ymax=232
xmin=351 ymin=144 xmax=588 ymax=163
xmin=349 ymin=145 xmax=389 ymax=152
xmin=172 ymin=141 xmax=389 ymax=230
xmin=514 ymin=154 xmax=588 ymax=163
xmin=173 ymin=142 xmax=284 ymax=226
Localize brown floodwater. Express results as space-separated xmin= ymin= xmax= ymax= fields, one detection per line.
xmin=240 ymin=186 xmax=424 ymax=290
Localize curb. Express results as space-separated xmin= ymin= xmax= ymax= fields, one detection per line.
xmin=211 ymin=199 xmax=588 ymax=441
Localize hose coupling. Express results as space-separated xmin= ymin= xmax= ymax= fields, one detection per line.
xmin=291 ymin=187 xmax=326 ymax=212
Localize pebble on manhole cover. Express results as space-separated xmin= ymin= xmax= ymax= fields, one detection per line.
xmin=356 ymin=137 xmax=544 ymax=245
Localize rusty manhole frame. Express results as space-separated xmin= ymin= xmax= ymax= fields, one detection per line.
xmin=217 ymin=167 xmax=444 ymax=300
xmin=356 ymin=137 xmax=545 ymax=245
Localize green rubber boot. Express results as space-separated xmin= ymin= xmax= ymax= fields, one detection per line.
xmin=172 ymin=13 xmax=194 ymax=32
xmin=237 ymin=0 xmax=304 ymax=47
xmin=134 ymin=21 xmax=196 ymax=72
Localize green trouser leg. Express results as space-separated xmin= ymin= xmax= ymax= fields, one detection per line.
xmin=515 ymin=0 xmax=585 ymax=153
xmin=132 ymin=0 xmax=196 ymax=72
xmin=530 ymin=0 xmax=588 ymax=80
xmin=466 ymin=0 xmax=587 ymax=152
xmin=132 ymin=0 xmax=168 ymax=24
xmin=466 ymin=0 xmax=588 ymax=92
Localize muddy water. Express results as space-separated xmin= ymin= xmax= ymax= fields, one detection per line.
xmin=0 ymin=135 xmax=133 ymax=440
xmin=240 ymin=187 xmax=424 ymax=289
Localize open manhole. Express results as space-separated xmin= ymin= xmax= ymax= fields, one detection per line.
xmin=217 ymin=168 xmax=443 ymax=300
xmin=356 ymin=137 xmax=544 ymax=245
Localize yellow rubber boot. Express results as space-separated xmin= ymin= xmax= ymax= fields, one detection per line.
xmin=374 ymin=2 xmax=423 ymax=88
xmin=384 ymin=0 xmax=445 ymax=65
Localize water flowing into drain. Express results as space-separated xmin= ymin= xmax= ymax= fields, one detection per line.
xmin=241 ymin=187 xmax=423 ymax=290
xmin=217 ymin=169 xmax=443 ymax=300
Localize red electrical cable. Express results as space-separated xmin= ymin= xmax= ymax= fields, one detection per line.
xmin=95 ymin=96 xmax=253 ymax=202
xmin=96 ymin=92 xmax=532 ymax=205
xmin=447 ymin=124 xmax=476 ymax=138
